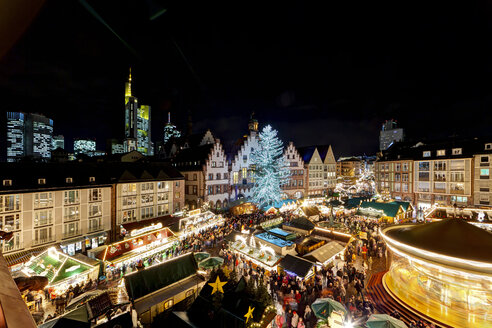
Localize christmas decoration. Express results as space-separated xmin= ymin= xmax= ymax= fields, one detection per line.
xmin=251 ymin=125 xmax=290 ymax=208
xmin=244 ymin=306 xmax=255 ymax=323
xmin=208 ymin=276 xmax=227 ymax=295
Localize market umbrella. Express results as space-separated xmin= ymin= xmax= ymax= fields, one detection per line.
xmin=310 ymin=298 xmax=347 ymax=320
xmin=366 ymin=314 xmax=408 ymax=328
xmin=194 ymin=252 xmax=211 ymax=263
xmin=198 ymin=257 xmax=224 ymax=269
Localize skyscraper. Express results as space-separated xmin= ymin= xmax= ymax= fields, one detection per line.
xmin=74 ymin=138 xmax=96 ymax=155
xmin=6 ymin=112 xmax=53 ymax=162
xmin=379 ymin=119 xmax=404 ymax=151
xmin=123 ymin=68 xmax=152 ymax=155
xmin=163 ymin=112 xmax=181 ymax=143
xmin=6 ymin=112 xmax=24 ymax=162
xmin=52 ymin=135 xmax=65 ymax=150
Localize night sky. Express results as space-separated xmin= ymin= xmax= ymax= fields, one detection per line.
xmin=1 ymin=1 xmax=492 ymax=156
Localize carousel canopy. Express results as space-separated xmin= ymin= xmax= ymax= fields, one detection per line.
xmin=385 ymin=219 xmax=492 ymax=263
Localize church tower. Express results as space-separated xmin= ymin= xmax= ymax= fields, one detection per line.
xmin=248 ymin=112 xmax=258 ymax=132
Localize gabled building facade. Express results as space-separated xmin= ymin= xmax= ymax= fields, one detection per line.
xmin=320 ymin=145 xmax=337 ymax=191
xmin=298 ymin=147 xmax=324 ymax=196
xmin=282 ymin=142 xmax=306 ymax=199
xmin=229 ymin=116 xmax=259 ymax=200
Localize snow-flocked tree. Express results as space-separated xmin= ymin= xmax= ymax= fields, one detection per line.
xmin=251 ymin=125 xmax=290 ymax=208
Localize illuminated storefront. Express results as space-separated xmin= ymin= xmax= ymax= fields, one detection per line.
xmin=381 ymin=220 xmax=492 ymax=328
xmin=177 ymin=210 xmax=225 ymax=238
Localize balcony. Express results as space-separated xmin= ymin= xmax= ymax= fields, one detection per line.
xmin=3 ymin=242 xmax=23 ymax=253
xmin=62 ymin=230 xmax=82 ymax=239
xmin=32 ymin=236 xmax=55 ymax=246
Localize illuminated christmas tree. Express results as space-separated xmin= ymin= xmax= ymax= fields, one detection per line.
xmin=251 ymin=125 xmax=290 ymax=208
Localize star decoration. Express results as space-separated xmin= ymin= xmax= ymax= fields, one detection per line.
xmin=244 ymin=306 xmax=255 ymax=323
xmin=208 ymin=276 xmax=227 ymax=295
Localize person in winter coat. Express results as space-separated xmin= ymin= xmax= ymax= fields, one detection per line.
xmin=297 ymin=317 xmax=305 ymax=328
xmin=291 ymin=311 xmax=299 ymax=328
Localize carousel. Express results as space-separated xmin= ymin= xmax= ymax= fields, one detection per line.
xmin=380 ymin=219 xmax=492 ymax=328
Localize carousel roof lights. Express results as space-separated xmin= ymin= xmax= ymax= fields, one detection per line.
xmin=381 ymin=227 xmax=492 ymax=270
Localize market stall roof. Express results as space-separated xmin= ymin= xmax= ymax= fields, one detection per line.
xmin=385 ymin=219 xmax=492 ymax=263
xmin=39 ymin=305 xmax=90 ymax=328
xmin=261 ymin=199 xmax=296 ymax=211
xmin=303 ymin=241 xmax=345 ymax=264
xmin=300 ymin=206 xmax=320 ymax=217
xmin=279 ymin=254 xmax=314 ymax=278
xmin=23 ymin=249 xmax=95 ymax=285
xmin=359 ymin=201 xmax=403 ymax=218
xmin=227 ymin=198 xmax=255 ymax=209
xmin=286 ymin=217 xmax=315 ymax=231
xmin=124 ymin=253 xmax=198 ymax=301
xmin=344 ymin=197 xmax=370 ymax=209
xmin=391 ymin=200 xmax=413 ymax=212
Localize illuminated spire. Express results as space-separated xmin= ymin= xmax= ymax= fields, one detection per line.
xmin=125 ymin=67 xmax=132 ymax=104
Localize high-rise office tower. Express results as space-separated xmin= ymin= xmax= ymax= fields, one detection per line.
xmin=6 ymin=112 xmax=53 ymax=162
xmin=52 ymin=135 xmax=65 ymax=150
xmin=123 ymin=68 xmax=152 ymax=155
xmin=163 ymin=112 xmax=181 ymax=143
xmin=379 ymin=119 xmax=404 ymax=151
xmin=6 ymin=112 xmax=25 ymax=162
xmin=74 ymin=138 xmax=96 ymax=155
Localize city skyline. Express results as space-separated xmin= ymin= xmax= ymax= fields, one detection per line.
xmin=2 ymin=1 xmax=492 ymax=157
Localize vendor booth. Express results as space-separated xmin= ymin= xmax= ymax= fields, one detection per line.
xmin=99 ymin=227 xmax=177 ymax=276
xmin=229 ymin=235 xmax=282 ymax=271
xmin=178 ymin=210 xmax=225 ymax=238
xmin=21 ymin=247 xmax=98 ymax=296
xmin=302 ymin=241 xmax=346 ymax=267
xmin=293 ymin=205 xmax=321 ymax=221
xmin=228 ymin=198 xmax=258 ymax=215
xmin=278 ymin=254 xmax=315 ymax=280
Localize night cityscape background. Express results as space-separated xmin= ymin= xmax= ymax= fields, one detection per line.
xmin=1 ymin=1 xmax=492 ymax=156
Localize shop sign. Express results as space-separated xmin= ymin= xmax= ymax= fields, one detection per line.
xmin=189 ymin=209 xmax=201 ymax=216
xmin=131 ymin=223 xmax=163 ymax=237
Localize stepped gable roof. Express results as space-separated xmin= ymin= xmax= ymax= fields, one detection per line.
xmin=385 ymin=219 xmax=492 ymax=263
xmin=171 ymin=144 xmax=214 ymax=171
xmin=297 ymin=146 xmax=317 ymax=163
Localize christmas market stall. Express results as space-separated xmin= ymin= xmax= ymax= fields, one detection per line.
xmin=358 ymin=200 xmax=413 ymax=223
xmin=20 ymin=247 xmax=98 ymax=296
xmin=229 ymin=235 xmax=282 ymax=272
xmin=228 ymin=198 xmax=258 ymax=215
xmin=178 ymin=209 xmax=225 ymax=238
xmin=98 ymin=226 xmax=177 ymax=277
xmin=278 ymin=254 xmax=315 ymax=281
xmin=293 ymin=205 xmax=321 ymax=221
xmin=302 ymin=241 xmax=346 ymax=268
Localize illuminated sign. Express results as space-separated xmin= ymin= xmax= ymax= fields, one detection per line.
xmin=188 ymin=209 xmax=201 ymax=216
xmin=131 ymin=222 xmax=163 ymax=237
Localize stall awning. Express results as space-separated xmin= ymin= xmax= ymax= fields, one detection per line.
xmin=4 ymin=245 xmax=54 ymax=267
xmin=279 ymin=254 xmax=314 ymax=278
xmin=303 ymin=241 xmax=345 ymax=264
xmin=125 ymin=253 xmax=198 ymax=301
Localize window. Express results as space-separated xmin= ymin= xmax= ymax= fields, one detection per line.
xmin=216 ymin=173 xmax=221 ymax=180
xmin=63 ymin=221 xmax=80 ymax=237
xmin=480 ymin=169 xmax=490 ymax=177
xmin=141 ymin=194 xmax=154 ymax=204
xmin=223 ymin=173 xmax=228 ymax=180
xmin=122 ymin=183 xmax=137 ymax=194
xmin=88 ymin=204 xmax=102 ymax=217
xmin=208 ymin=186 xmax=213 ymax=195
xmin=158 ymin=204 xmax=169 ymax=216
xmin=157 ymin=193 xmax=169 ymax=202
xmin=434 ymin=161 xmax=446 ymax=171
xmin=89 ymin=217 xmax=102 ymax=232
xmin=437 ymin=150 xmax=445 ymax=156
xmin=2 ymin=180 xmax=11 ymax=187
xmin=434 ymin=182 xmax=446 ymax=191
xmin=38 ymin=178 xmax=46 ymax=185
xmin=395 ymin=173 xmax=401 ymax=182
xmin=64 ymin=206 xmax=80 ymax=221
xmin=395 ymin=163 xmax=401 ymax=171
xmin=450 ymin=172 xmax=464 ymax=182
xmin=394 ymin=183 xmax=401 ymax=192
xmin=208 ymin=173 xmax=213 ymax=180
xmin=481 ymin=156 xmax=489 ymax=163
xmin=233 ymin=172 xmax=239 ymax=184
xmin=89 ymin=188 xmax=102 ymax=202
xmin=121 ymin=209 xmax=136 ymax=223
xmin=423 ymin=151 xmax=431 ymax=158
xmin=418 ymin=162 xmax=430 ymax=171
xmin=141 ymin=207 xmax=153 ymax=219
xmin=175 ymin=181 xmax=180 ymax=187
xmin=192 ymin=186 xmax=197 ymax=195
xmin=89 ymin=177 xmax=95 ymax=182
xmin=34 ymin=210 xmax=53 ymax=227
xmin=34 ymin=227 xmax=53 ymax=245
xmin=486 ymin=143 xmax=492 ymax=150
xmin=211 ymin=161 xmax=216 ymax=168
xmin=243 ymin=155 xmax=247 ymax=163
xmin=451 ymin=196 xmax=467 ymax=203
xmin=418 ymin=172 xmax=430 ymax=181
xmin=64 ymin=190 xmax=79 ymax=205
xmin=299 ymin=179 xmax=303 ymax=186
xmin=452 ymin=148 xmax=462 ymax=155
xmin=434 ymin=172 xmax=446 ymax=182
xmin=0 ymin=195 xmax=20 ymax=213
xmin=34 ymin=192 xmax=53 ymax=209
xmin=242 ymin=168 xmax=247 ymax=179
xmin=450 ymin=183 xmax=464 ymax=192
xmin=402 ymin=183 xmax=409 ymax=192
xmin=402 ymin=173 xmax=409 ymax=182
xmin=0 ymin=213 xmax=21 ymax=231
xmin=417 ymin=182 xmax=430 ymax=192
xmin=175 ymin=192 xmax=180 ymax=199
xmin=141 ymin=182 xmax=154 ymax=192
xmin=402 ymin=163 xmax=409 ymax=172
xmin=450 ymin=160 xmax=465 ymax=171
xmin=122 ymin=196 xmax=137 ymax=207
xmin=216 ymin=185 xmax=221 ymax=194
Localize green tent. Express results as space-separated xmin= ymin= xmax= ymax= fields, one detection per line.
xmin=39 ymin=306 xmax=90 ymax=328
xmin=366 ymin=314 xmax=408 ymax=328
xmin=194 ymin=252 xmax=211 ymax=263
xmin=310 ymin=298 xmax=347 ymax=320
xmin=198 ymin=257 xmax=224 ymax=270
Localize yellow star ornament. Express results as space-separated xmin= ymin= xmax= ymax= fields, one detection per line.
xmin=244 ymin=306 xmax=255 ymax=323
xmin=208 ymin=276 xmax=227 ymax=295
